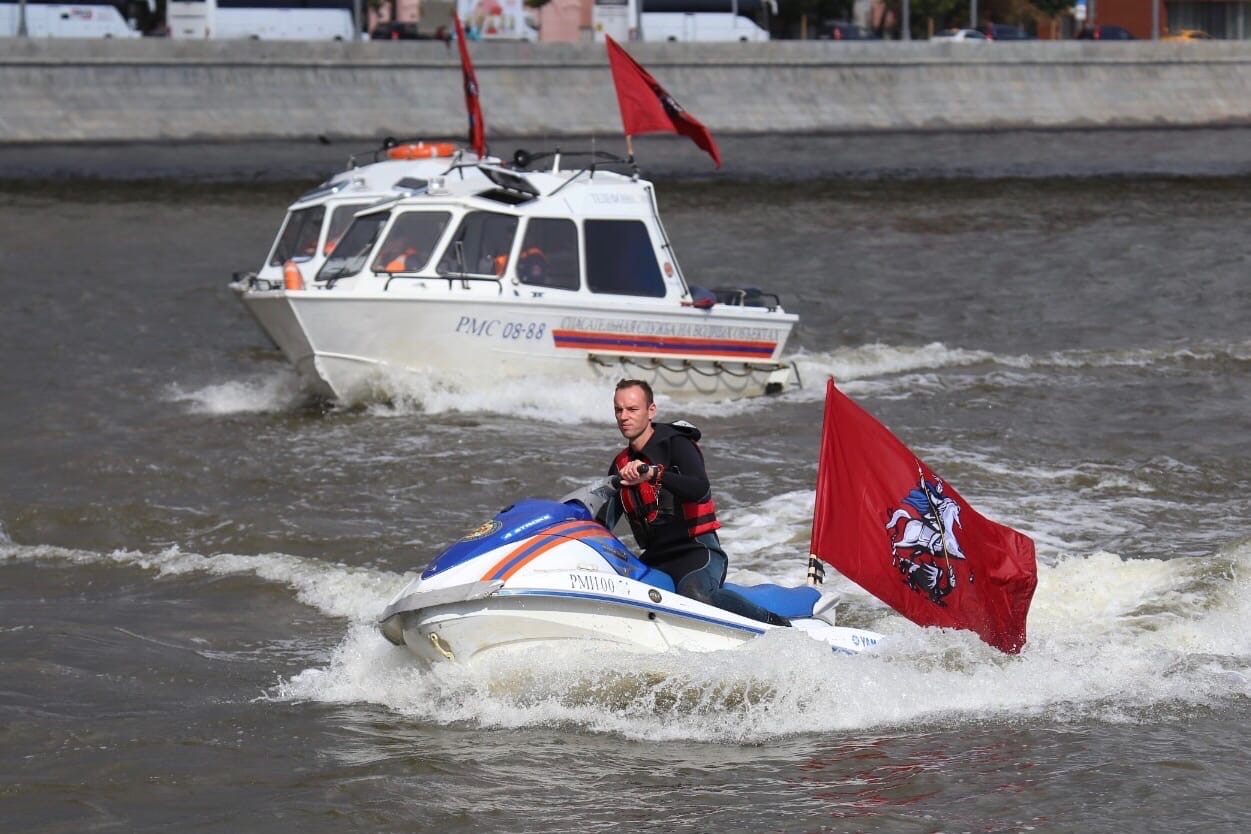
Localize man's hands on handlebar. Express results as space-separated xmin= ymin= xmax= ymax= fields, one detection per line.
xmin=617 ymin=461 xmax=656 ymax=487
xmin=618 ymin=460 xmax=651 ymax=485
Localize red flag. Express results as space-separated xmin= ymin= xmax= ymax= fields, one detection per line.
xmin=453 ymin=13 xmax=487 ymax=159
xmin=604 ymin=36 xmax=721 ymax=168
xmin=810 ymin=380 xmax=1037 ymax=653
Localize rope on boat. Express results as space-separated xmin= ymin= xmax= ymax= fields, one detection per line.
xmin=588 ymin=354 xmax=798 ymax=388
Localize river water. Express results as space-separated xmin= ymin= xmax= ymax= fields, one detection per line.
xmin=3 ymin=133 xmax=1250 ymax=833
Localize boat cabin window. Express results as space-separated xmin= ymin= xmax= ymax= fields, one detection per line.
xmin=371 ymin=211 xmax=452 ymax=274
xmin=324 ymin=203 xmax=371 ymax=256
xmin=436 ymin=211 xmax=519 ymax=278
xmin=315 ymin=211 xmax=390 ymax=283
xmin=517 ymin=218 xmax=579 ymax=290
xmin=585 ymin=220 xmax=666 ymax=298
xmin=269 ymin=205 xmax=326 ymax=266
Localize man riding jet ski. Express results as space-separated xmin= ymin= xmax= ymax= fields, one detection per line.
xmin=604 ymin=379 xmax=790 ymax=626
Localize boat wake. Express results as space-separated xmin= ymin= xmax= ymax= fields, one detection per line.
xmin=359 ymin=369 xmax=621 ymax=425
xmin=166 ymin=371 xmax=310 ymax=415
xmin=279 ymin=540 xmax=1251 ymax=742
xmin=780 ymin=338 xmax=1251 ymax=404
xmin=5 ymin=534 xmax=1250 ymax=742
xmin=162 ymin=337 xmax=1249 ymax=421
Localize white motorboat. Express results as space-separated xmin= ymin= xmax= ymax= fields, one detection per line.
xmin=379 ymin=474 xmax=883 ymax=666
xmin=235 ymin=149 xmax=799 ymax=402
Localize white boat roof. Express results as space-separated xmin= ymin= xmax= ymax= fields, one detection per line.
xmin=357 ymin=154 xmax=658 ymax=220
xmin=288 ymin=147 xmax=492 ymax=211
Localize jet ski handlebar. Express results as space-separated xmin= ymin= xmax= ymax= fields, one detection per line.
xmin=561 ymin=466 xmax=654 ymax=520
xmin=609 ymin=463 xmax=652 ymax=490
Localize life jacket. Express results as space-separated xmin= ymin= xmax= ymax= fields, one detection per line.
xmin=614 ymin=421 xmax=720 ymax=539
xmin=518 ymin=247 xmax=547 ymax=281
xmin=384 ymin=247 xmax=417 ymax=272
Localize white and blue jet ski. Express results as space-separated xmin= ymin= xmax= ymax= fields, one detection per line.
xmin=380 ymin=474 xmax=884 ymax=665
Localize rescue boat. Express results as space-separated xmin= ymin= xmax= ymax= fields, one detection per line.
xmin=234 ymin=148 xmax=799 ymax=402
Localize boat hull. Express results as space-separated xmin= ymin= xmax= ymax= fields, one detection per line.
xmin=380 ymin=584 xmax=882 ymax=666
xmin=382 ymin=592 xmax=760 ymax=665
xmin=240 ymin=289 xmax=795 ymax=401
xmin=385 ymin=590 xmax=766 ymax=666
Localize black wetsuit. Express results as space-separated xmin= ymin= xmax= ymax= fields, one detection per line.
xmin=604 ymin=423 xmax=787 ymax=626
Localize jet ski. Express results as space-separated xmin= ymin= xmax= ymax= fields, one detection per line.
xmin=379 ymin=471 xmax=884 ymax=665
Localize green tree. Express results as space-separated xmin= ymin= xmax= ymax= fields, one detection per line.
xmin=907 ymin=0 xmax=966 ymax=30
xmin=1029 ymin=0 xmax=1072 ymax=16
xmin=774 ymin=0 xmax=856 ymax=37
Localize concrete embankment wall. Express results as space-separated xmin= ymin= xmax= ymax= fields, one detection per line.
xmin=4 ymin=38 xmax=1251 ymax=142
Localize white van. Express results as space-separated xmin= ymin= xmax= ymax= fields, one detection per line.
xmin=1 ymin=1 xmax=139 ymax=37
xmin=166 ymin=0 xmax=356 ymax=40
xmin=641 ymin=10 xmax=768 ymax=41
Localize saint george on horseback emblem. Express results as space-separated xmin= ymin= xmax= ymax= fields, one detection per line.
xmin=884 ymin=475 xmax=970 ymax=606
xmin=649 ymin=82 xmax=685 ymax=119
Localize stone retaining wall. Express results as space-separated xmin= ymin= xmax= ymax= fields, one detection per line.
xmin=4 ymin=39 xmax=1251 ymax=142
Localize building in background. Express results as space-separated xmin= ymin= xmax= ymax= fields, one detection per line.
xmin=1080 ymin=0 xmax=1247 ymax=39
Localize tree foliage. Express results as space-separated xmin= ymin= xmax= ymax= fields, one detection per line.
xmin=773 ymin=0 xmax=855 ymax=36
xmin=1029 ymin=0 xmax=1072 ymax=16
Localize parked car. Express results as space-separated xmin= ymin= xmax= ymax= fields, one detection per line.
xmin=370 ymin=22 xmax=421 ymax=40
xmin=1076 ymin=24 xmax=1134 ymax=40
xmin=983 ymin=23 xmax=1034 ymax=40
xmin=1163 ymin=29 xmax=1213 ymax=40
xmin=817 ymin=19 xmax=879 ymax=40
xmin=931 ymin=28 xmax=990 ymax=42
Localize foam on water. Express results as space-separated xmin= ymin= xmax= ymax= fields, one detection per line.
xmin=0 ymin=540 xmax=401 ymax=622
xmin=172 ymin=336 xmax=1248 ymax=423
xmin=772 ymin=338 xmax=1251 ymax=405
xmin=166 ymin=371 xmax=306 ymax=415
xmin=359 ymin=370 xmax=618 ymax=425
xmin=7 ymin=532 xmax=1249 ymax=742
xmin=276 ymin=541 xmax=1251 ymax=743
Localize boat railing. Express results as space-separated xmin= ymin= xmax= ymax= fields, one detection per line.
xmin=711 ymin=287 xmax=783 ymax=311
xmin=510 ymin=148 xmax=632 ymax=175
xmin=383 ymin=272 xmax=505 ymax=294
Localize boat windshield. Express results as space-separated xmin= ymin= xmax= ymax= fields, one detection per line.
xmin=323 ymin=203 xmax=372 ymax=256
xmin=436 ymin=211 xmax=519 ymax=278
xmin=269 ymin=205 xmax=326 ymax=266
xmin=371 ymin=211 xmax=453 ymax=274
xmin=315 ymin=212 xmax=389 ymax=282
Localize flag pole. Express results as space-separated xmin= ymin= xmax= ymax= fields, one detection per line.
xmin=808 ymin=377 xmax=832 ymax=587
xmin=806 ymin=555 xmax=825 ymax=587
xmin=625 ymin=134 xmax=639 ymax=177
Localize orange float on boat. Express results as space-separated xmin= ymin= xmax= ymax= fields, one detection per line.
xmin=283 ymin=260 xmax=305 ymax=291
xmin=386 ymin=142 xmax=457 ymax=161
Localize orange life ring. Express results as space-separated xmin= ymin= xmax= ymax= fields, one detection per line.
xmin=386 ymin=142 xmax=457 ymax=161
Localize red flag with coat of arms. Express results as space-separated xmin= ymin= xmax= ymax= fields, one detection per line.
xmin=453 ymin=13 xmax=487 ymax=159
xmin=604 ymin=36 xmax=722 ymax=168
xmin=810 ymin=380 xmax=1037 ymax=653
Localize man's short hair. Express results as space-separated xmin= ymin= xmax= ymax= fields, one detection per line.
xmin=615 ymin=378 xmax=654 ymax=406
